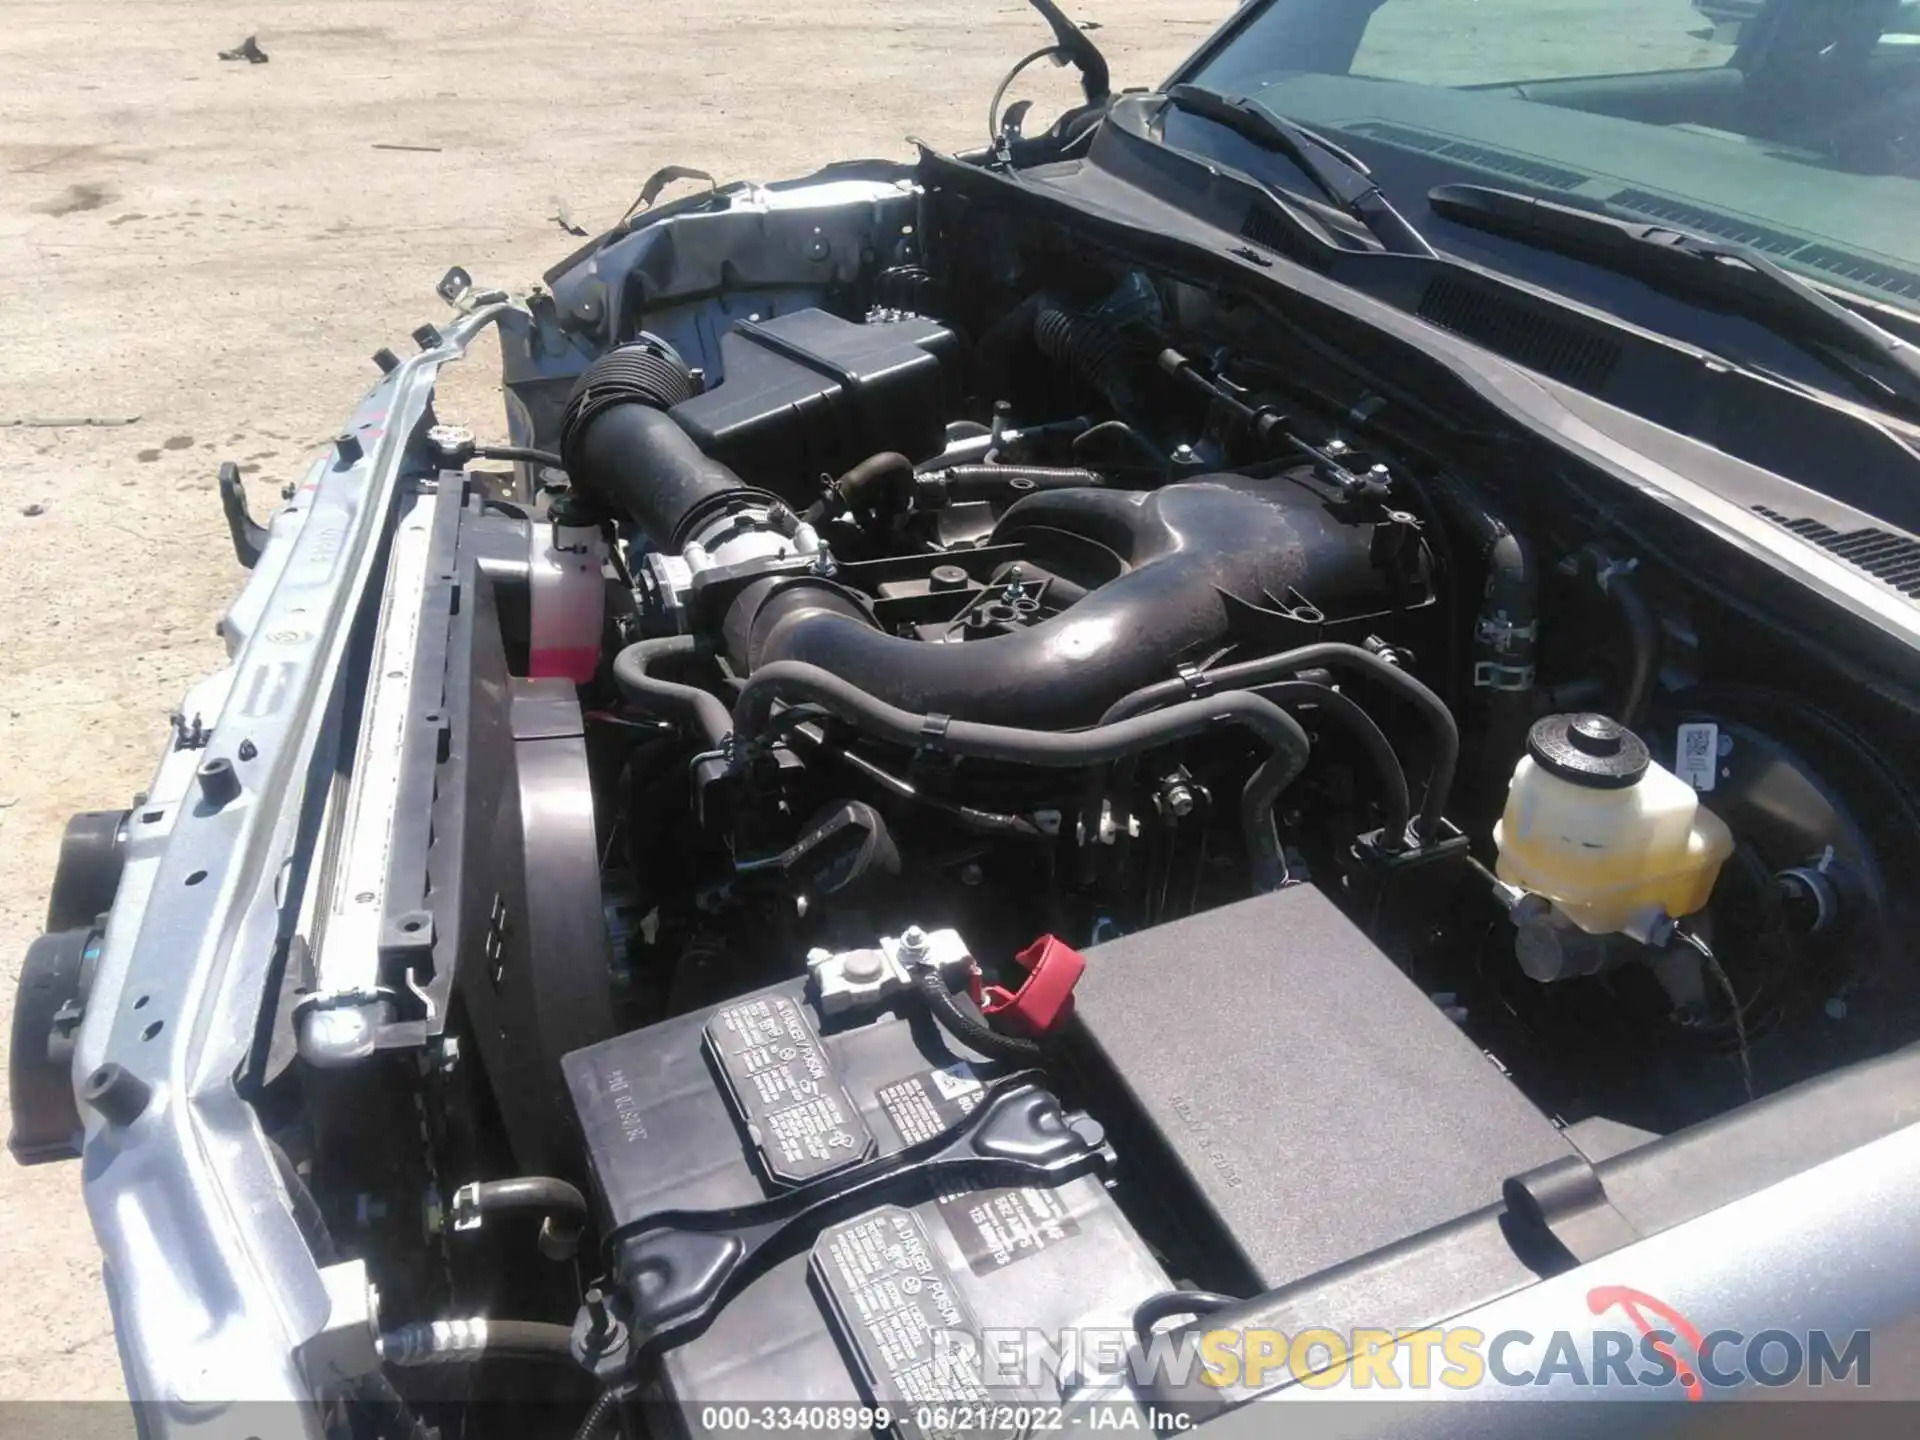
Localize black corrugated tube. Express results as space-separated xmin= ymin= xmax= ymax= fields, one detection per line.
xmin=733 ymin=660 xmax=1310 ymax=892
xmin=911 ymin=967 xmax=1046 ymax=1063
xmin=559 ymin=339 xmax=756 ymax=549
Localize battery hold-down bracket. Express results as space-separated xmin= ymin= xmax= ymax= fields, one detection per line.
xmin=581 ymin=1076 xmax=1110 ymax=1365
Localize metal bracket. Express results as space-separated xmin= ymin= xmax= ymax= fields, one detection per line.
xmin=604 ymin=1079 xmax=1108 ymax=1356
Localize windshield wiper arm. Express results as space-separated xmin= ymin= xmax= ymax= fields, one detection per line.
xmin=1164 ymin=84 xmax=1434 ymax=258
xmin=1430 ymin=182 xmax=1920 ymax=414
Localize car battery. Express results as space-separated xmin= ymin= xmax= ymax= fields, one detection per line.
xmin=560 ymin=931 xmax=1172 ymax=1438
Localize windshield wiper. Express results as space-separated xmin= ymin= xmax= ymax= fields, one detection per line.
xmin=1430 ymin=182 xmax=1920 ymax=416
xmin=1164 ymin=84 xmax=1434 ymax=258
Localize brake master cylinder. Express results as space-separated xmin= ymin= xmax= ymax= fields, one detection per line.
xmin=1494 ymin=713 xmax=1733 ymax=943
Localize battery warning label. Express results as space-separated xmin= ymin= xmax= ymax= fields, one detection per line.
xmin=705 ymin=994 xmax=875 ymax=1185
xmin=936 ymin=1186 xmax=1081 ymax=1277
xmin=812 ymin=1206 xmax=995 ymax=1416
xmin=877 ymin=1064 xmax=985 ymax=1145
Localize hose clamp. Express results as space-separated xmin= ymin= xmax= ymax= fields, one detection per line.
xmin=1175 ymin=662 xmax=1213 ymax=701
xmin=449 ymin=1181 xmax=485 ymax=1233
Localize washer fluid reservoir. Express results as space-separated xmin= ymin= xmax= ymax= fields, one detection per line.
xmin=1494 ymin=713 xmax=1733 ymax=936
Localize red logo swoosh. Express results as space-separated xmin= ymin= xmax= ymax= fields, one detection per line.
xmin=1587 ymin=1285 xmax=1708 ymax=1401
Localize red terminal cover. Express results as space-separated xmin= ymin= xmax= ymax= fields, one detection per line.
xmin=978 ymin=934 xmax=1087 ymax=1037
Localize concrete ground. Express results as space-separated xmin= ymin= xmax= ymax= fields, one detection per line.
xmin=0 ymin=0 xmax=1722 ymax=1406
xmin=0 ymin=0 xmax=1233 ymax=1401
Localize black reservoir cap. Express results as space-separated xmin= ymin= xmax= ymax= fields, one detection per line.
xmin=1528 ymin=713 xmax=1649 ymax=790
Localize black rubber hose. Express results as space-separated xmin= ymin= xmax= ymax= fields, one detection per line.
xmin=911 ymin=966 xmax=1046 ymax=1063
xmin=1132 ymin=1289 xmax=1241 ymax=1339
xmin=1101 ymin=642 xmax=1457 ymax=844
xmin=802 ymin=451 xmax=915 ymax=525
xmin=1101 ymin=677 xmax=1409 ymax=871
xmin=1599 ymin=563 xmax=1658 ymax=732
xmin=465 ymin=1176 xmax=589 ymax=1259
xmin=467 ymin=1176 xmax=588 ymax=1220
xmin=735 ymin=660 xmax=1310 ymax=891
xmin=380 ymin=1319 xmax=580 ymax=1367
xmin=475 ymin=445 xmax=564 ymax=471
xmin=612 ymin=636 xmax=733 ymax=751
xmin=1253 ymin=680 xmax=1411 ymax=844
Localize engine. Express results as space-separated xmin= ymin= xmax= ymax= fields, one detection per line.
xmin=163 ymin=199 xmax=1916 ymax=1436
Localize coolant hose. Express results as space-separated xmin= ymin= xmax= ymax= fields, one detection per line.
xmin=612 ymin=635 xmax=733 ymax=751
xmin=734 ymin=661 xmax=1310 ymax=891
xmin=458 ymin=1176 xmax=589 ymax=1260
xmin=911 ymin=966 xmax=1046 ymax=1063
xmin=380 ymin=1318 xmax=580 ymax=1368
xmin=1102 ymin=642 xmax=1457 ymax=845
xmin=802 ymin=451 xmax=915 ymax=525
xmin=1252 ymin=681 xmax=1411 ymax=843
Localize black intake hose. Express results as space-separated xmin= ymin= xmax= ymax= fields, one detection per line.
xmin=734 ymin=660 xmax=1311 ymax=891
xmin=742 ymin=480 xmax=1411 ymax=728
xmin=612 ymin=635 xmax=733 ymax=751
xmin=1103 ymin=642 xmax=1457 ymax=844
xmin=559 ymin=339 xmax=753 ymax=548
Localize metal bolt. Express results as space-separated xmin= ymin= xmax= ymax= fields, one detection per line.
xmin=898 ymin=925 xmax=929 ymax=957
xmin=1825 ymin=996 xmax=1849 ymax=1021
xmin=1171 ymin=443 xmax=1196 ymax=465
xmin=1161 ymin=781 xmax=1196 ymax=818
xmin=584 ymin=1287 xmax=613 ymax=1344
xmin=958 ymin=862 xmax=984 ymax=886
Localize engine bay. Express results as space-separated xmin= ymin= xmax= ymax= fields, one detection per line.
xmin=37 ymin=162 xmax=1920 ymax=1434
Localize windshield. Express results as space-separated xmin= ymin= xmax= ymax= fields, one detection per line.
xmin=1185 ymin=0 xmax=1920 ymax=312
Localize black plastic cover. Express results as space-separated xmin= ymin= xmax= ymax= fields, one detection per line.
xmin=1068 ymin=885 xmax=1576 ymax=1290
xmin=668 ymin=309 xmax=959 ymax=483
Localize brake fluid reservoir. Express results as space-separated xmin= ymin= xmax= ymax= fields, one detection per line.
xmin=528 ymin=496 xmax=607 ymax=684
xmin=1494 ymin=713 xmax=1733 ymax=936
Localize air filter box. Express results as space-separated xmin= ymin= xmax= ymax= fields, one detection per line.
xmin=668 ymin=309 xmax=959 ymax=484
